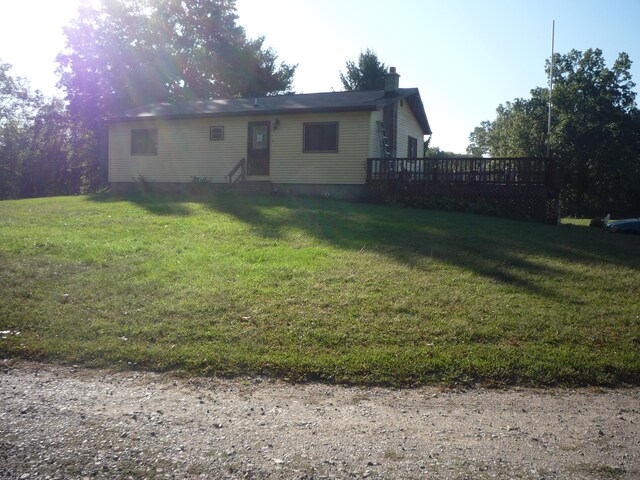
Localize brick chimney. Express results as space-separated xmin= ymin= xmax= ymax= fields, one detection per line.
xmin=384 ymin=67 xmax=400 ymax=97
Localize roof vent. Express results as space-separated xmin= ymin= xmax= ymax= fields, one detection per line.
xmin=384 ymin=67 xmax=400 ymax=97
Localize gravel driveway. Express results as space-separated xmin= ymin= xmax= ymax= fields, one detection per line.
xmin=1 ymin=360 xmax=639 ymax=479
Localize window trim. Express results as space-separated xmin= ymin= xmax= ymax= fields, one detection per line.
xmin=210 ymin=125 xmax=224 ymax=141
xmin=303 ymin=122 xmax=339 ymax=153
xmin=130 ymin=128 xmax=158 ymax=156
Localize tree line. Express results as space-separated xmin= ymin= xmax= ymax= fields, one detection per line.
xmin=0 ymin=63 xmax=92 ymax=199
xmin=468 ymin=49 xmax=640 ymax=217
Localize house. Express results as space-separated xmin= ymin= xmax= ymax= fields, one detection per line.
xmin=107 ymin=67 xmax=431 ymax=198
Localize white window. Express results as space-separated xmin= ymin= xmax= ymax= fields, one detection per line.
xmin=210 ymin=126 xmax=224 ymax=141
xmin=131 ymin=129 xmax=157 ymax=155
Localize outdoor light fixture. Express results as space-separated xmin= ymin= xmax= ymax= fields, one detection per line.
xmin=273 ymin=118 xmax=280 ymax=130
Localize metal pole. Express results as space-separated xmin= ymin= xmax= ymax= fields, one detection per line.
xmin=547 ymin=20 xmax=555 ymax=158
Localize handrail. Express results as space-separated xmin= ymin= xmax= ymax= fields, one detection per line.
xmin=227 ymin=158 xmax=246 ymax=185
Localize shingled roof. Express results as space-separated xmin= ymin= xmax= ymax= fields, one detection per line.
xmin=108 ymin=88 xmax=431 ymax=135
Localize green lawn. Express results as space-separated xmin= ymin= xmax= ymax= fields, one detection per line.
xmin=561 ymin=218 xmax=593 ymax=227
xmin=1 ymin=192 xmax=639 ymax=387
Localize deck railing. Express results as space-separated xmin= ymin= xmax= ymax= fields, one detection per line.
xmin=367 ymin=157 xmax=558 ymax=188
xmin=366 ymin=157 xmax=561 ymax=223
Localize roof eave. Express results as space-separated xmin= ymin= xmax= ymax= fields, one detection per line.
xmin=402 ymin=90 xmax=431 ymax=135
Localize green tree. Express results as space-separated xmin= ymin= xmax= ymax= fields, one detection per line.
xmin=467 ymin=93 xmax=548 ymax=158
xmin=425 ymin=146 xmax=468 ymax=158
xmin=467 ymin=48 xmax=640 ymax=216
xmin=0 ymin=61 xmax=84 ymax=199
xmin=339 ymin=49 xmax=387 ymax=91
xmin=0 ymin=61 xmax=40 ymax=199
xmin=19 ymin=98 xmax=87 ymax=198
xmin=58 ymin=0 xmax=296 ymax=121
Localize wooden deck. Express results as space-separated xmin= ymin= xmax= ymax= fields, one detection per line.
xmin=366 ymin=157 xmax=561 ymax=223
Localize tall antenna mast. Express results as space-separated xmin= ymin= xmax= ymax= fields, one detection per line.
xmin=546 ymin=20 xmax=555 ymax=158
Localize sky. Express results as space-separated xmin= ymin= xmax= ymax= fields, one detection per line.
xmin=1 ymin=0 xmax=639 ymax=154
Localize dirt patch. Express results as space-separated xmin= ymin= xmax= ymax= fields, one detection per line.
xmin=1 ymin=359 xmax=638 ymax=479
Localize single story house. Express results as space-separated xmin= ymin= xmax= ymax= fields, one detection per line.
xmin=107 ymin=67 xmax=431 ymax=198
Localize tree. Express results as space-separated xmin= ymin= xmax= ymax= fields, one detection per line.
xmin=19 ymin=98 xmax=86 ymax=198
xmin=0 ymin=61 xmax=40 ymax=199
xmin=339 ymin=49 xmax=387 ymax=91
xmin=425 ymin=146 xmax=468 ymax=158
xmin=58 ymin=0 xmax=296 ymax=120
xmin=467 ymin=93 xmax=549 ymax=158
xmin=0 ymin=61 xmax=84 ymax=199
xmin=467 ymin=48 xmax=640 ymax=216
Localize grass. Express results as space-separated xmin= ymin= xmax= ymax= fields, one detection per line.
xmin=1 ymin=191 xmax=639 ymax=387
xmin=561 ymin=218 xmax=593 ymax=227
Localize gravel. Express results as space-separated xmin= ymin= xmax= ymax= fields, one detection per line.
xmin=1 ymin=359 xmax=639 ymax=479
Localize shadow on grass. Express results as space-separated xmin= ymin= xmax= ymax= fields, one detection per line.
xmin=88 ymin=191 xmax=194 ymax=216
xmin=88 ymin=191 xmax=640 ymax=301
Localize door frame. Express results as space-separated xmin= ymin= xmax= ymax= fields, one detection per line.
xmin=246 ymin=121 xmax=271 ymax=177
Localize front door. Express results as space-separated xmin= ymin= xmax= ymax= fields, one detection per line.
xmin=247 ymin=121 xmax=270 ymax=176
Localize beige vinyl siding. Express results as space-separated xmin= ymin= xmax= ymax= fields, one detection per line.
xmin=109 ymin=118 xmax=248 ymax=183
xmin=396 ymin=100 xmax=425 ymax=157
xmin=270 ymin=111 xmax=370 ymax=185
xmin=109 ymin=111 xmax=372 ymax=185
